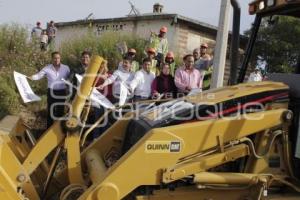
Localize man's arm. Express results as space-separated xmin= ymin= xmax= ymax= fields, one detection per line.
xmin=31 ymin=67 xmax=47 ymax=80
xmin=174 ymin=69 xmax=187 ymax=91
xmin=198 ymin=70 xmax=205 ymax=89
xmin=129 ymin=71 xmax=142 ymax=92
xmin=162 ymin=39 xmax=168 ymax=56
xmin=101 ymin=71 xmax=118 ymax=87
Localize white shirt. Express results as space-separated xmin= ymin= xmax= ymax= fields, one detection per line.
xmin=32 ymin=64 xmax=70 ymax=90
xmin=103 ymin=67 xmax=135 ymax=96
xmin=247 ymin=72 xmax=262 ymax=82
xmin=41 ymin=34 xmax=48 ymax=43
xmin=130 ymin=69 xmax=155 ymax=98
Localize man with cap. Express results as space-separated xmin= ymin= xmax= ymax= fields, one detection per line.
xmin=146 ymin=47 xmax=158 ymax=75
xmin=195 ymin=43 xmax=212 ymax=71
xmin=31 ymin=21 xmax=42 ymax=40
xmin=165 ymin=51 xmax=177 ymax=76
xmin=128 ymin=48 xmax=140 ymax=72
xmin=149 ymin=26 xmax=169 ymax=68
xmin=118 ymin=48 xmax=140 ymax=72
xmin=193 ymin=48 xmax=201 ymax=63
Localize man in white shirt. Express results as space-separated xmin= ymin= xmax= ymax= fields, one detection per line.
xmin=247 ymin=68 xmax=263 ymax=82
xmin=29 ymin=51 xmax=70 ymax=128
xmin=130 ymin=57 xmax=155 ymax=101
xmin=97 ymin=55 xmax=135 ymax=103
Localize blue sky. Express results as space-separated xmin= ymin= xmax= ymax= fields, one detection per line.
xmin=0 ymin=0 xmax=254 ymax=33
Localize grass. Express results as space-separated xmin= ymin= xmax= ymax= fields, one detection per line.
xmin=0 ymin=24 xmax=148 ymax=122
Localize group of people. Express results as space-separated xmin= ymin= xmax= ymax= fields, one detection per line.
xmin=31 ymin=21 xmax=57 ymax=51
xmin=28 ymin=26 xmax=214 ymax=138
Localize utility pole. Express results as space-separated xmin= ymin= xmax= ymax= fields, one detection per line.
xmin=211 ymin=0 xmax=231 ymax=88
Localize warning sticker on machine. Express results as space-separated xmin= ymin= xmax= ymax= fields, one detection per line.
xmin=145 ymin=141 xmax=181 ymax=153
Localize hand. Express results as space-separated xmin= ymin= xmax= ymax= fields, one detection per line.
xmin=150 ymin=30 xmax=156 ymax=36
xmin=185 ymin=86 xmax=192 ymax=91
xmin=98 ymin=74 xmax=108 ymax=80
xmin=153 ymin=91 xmax=160 ymax=98
xmin=27 ymin=76 xmax=33 ymax=80
xmin=97 ymin=84 xmax=104 ymax=90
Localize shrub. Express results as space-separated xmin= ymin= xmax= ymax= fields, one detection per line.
xmin=59 ymin=31 xmax=148 ymax=72
xmin=0 ymin=76 xmax=20 ymax=119
xmin=0 ymin=24 xmax=48 ymax=120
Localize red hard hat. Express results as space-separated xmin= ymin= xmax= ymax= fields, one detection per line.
xmin=166 ymin=52 xmax=174 ymax=58
xmin=160 ymin=26 xmax=168 ymax=33
xmin=147 ymin=47 xmax=156 ymax=54
xmin=128 ymin=48 xmax=136 ymax=54
xmin=201 ymin=43 xmax=208 ymax=48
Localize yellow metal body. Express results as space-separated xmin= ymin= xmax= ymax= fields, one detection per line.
xmin=1 ymin=61 xmax=299 ymax=199
xmin=1 ymin=70 xmax=295 ymax=200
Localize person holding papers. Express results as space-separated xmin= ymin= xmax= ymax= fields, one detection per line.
xmin=29 ymin=51 xmax=70 ymax=128
xmin=129 ymin=57 xmax=155 ymax=101
xmin=174 ymin=54 xmax=204 ymax=96
xmin=97 ymin=55 xmax=135 ymax=104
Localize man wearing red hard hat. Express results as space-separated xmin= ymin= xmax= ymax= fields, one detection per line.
xmin=194 ymin=43 xmax=212 ymax=71
xmin=146 ymin=47 xmax=158 ymax=74
xmin=165 ymin=51 xmax=177 ymax=76
xmin=149 ymin=26 xmax=169 ymax=70
xmin=118 ymin=48 xmax=140 ymax=72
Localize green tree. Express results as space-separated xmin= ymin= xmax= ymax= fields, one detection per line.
xmin=245 ymin=16 xmax=300 ymax=73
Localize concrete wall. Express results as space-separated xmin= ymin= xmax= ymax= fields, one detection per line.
xmin=176 ymin=23 xmax=216 ymax=57
xmin=55 ymin=18 xmax=177 ymax=51
xmin=55 ymin=24 xmax=91 ymax=48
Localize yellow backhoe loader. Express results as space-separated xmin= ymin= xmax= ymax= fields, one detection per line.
xmin=1 ymin=0 xmax=300 ymax=199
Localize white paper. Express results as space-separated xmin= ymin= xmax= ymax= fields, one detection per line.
xmin=75 ymin=74 xmax=83 ymax=83
xmin=14 ymin=71 xmax=41 ymax=103
xmin=188 ymin=88 xmax=202 ymax=96
xmin=119 ymin=82 xmax=128 ymax=107
xmin=75 ymin=74 xmax=115 ymax=109
xmin=90 ymin=88 xmax=115 ymax=109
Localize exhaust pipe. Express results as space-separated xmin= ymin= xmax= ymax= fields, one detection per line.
xmin=229 ymin=0 xmax=241 ymax=85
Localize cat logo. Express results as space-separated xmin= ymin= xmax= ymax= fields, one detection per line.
xmin=145 ymin=141 xmax=181 ymax=153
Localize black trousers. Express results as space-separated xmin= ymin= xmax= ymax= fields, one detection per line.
xmin=47 ymin=89 xmax=67 ymax=128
